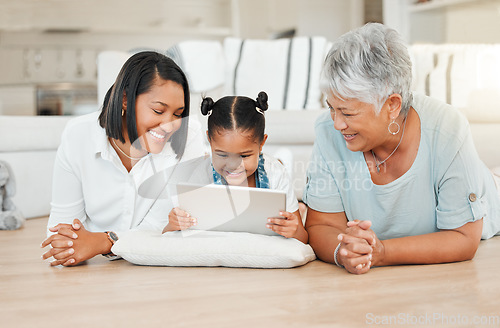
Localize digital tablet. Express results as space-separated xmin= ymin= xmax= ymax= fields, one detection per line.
xmin=176 ymin=183 xmax=286 ymax=236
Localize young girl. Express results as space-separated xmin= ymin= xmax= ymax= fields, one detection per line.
xmin=163 ymin=92 xmax=308 ymax=243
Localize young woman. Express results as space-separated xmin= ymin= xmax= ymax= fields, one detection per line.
xmin=41 ymin=51 xmax=205 ymax=266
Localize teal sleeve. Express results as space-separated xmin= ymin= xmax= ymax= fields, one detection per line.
xmin=302 ymin=140 xmax=344 ymax=213
xmin=436 ymin=133 xmax=488 ymax=231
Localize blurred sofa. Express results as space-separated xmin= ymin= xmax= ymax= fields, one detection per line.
xmin=1 ymin=40 xmax=500 ymax=219
xmin=0 ymin=115 xmax=73 ymax=218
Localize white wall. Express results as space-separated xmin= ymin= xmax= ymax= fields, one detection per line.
xmin=0 ymin=31 xmax=202 ymax=88
xmin=296 ymin=0 xmax=364 ymax=41
xmin=0 ymin=0 xmax=235 ymax=88
xmin=0 ymin=0 xmax=366 ymax=115
xmin=446 ymin=1 xmax=500 ymax=43
xmin=384 ymin=0 xmax=500 ymax=44
xmin=234 ymin=0 xmax=270 ymax=38
xmin=0 ymin=0 xmax=366 ymax=89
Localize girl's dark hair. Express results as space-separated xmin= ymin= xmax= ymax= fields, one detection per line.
xmin=98 ymin=51 xmax=190 ymax=158
xmin=201 ymin=91 xmax=268 ymax=142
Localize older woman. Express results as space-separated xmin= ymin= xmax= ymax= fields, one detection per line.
xmin=303 ymin=23 xmax=500 ymax=274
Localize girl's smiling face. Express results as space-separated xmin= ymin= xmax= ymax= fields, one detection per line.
xmin=209 ymin=129 xmax=267 ymax=187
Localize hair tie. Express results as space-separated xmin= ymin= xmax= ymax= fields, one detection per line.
xmin=201 ymin=97 xmax=215 ymax=116
xmin=255 ymin=91 xmax=269 ymax=112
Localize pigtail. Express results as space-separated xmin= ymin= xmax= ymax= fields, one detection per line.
xmin=255 ymin=91 xmax=269 ymax=112
xmin=201 ymin=97 xmax=215 ymax=116
xmin=205 ymin=92 xmax=268 ymax=142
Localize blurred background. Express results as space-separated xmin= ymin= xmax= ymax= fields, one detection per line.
xmin=1 ymin=0 xmax=499 ymax=116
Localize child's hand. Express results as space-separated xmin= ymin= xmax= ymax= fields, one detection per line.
xmin=266 ymin=210 xmax=308 ymax=243
xmin=162 ymin=207 xmax=197 ymax=233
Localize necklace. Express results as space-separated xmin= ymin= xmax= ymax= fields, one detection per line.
xmin=371 ymin=116 xmax=408 ymax=173
xmin=111 ymin=138 xmax=147 ymax=161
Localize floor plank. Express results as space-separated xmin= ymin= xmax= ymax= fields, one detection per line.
xmin=1 ymin=217 xmax=499 ymax=327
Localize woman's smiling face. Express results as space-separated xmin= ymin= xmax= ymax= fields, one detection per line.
xmin=127 ymin=78 xmax=185 ymax=154
xmin=209 ymin=129 xmax=267 ymax=187
xmin=326 ymin=95 xmax=391 ymax=153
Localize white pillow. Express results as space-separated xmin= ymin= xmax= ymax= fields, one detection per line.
xmin=112 ymin=230 xmax=316 ymax=269
xmin=223 ymin=36 xmax=329 ymax=110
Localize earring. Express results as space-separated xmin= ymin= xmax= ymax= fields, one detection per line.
xmin=121 ymin=108 xmax=125 ymax=117
xmin=388 ymin=120 xmax=400 ymax=135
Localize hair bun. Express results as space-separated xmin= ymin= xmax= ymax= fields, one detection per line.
xmin=201 ymin=97 xmax=215 ymax=116
xmin=256 ymin=91 xmax=268 ymax=111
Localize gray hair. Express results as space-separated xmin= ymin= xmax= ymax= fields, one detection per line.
xmin=320 ymin=23 xmax=413 ymax=116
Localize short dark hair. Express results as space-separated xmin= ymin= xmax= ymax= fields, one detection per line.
xmin=201 ymin=91 xmax=268 ymax=142
xmin=99 ymin=51 xmax=190 ymax=158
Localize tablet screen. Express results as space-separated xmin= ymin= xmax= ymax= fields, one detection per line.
xmin=176 ymin=183 xmax=286 ymax=236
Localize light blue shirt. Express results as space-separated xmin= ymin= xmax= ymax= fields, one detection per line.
xmin=303 ymin=93 xmax=500 ymax=240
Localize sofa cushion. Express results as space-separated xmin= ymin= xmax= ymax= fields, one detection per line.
xmin=264 ymin=110 xmax=325 ymax=144
xmin=0 ymin=115 xmax=71 ymax=218
xmin=0 ymin=151 xmax=56 ymax=218
xmin=470 ymin=123 xmax=500 ymax=168
xmin=0 ymin=115 xmax=71 ymax=152
xmin=223 ymin=36 xmax=330 ymax=110
xmin=409 ymin=44 xmax=500 ymax=124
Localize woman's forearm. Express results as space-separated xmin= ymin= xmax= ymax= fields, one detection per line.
xmin=307 ymin=225 xmax=343 ymax=264
xmin=378 ymin=221 xmax=482 ymax=266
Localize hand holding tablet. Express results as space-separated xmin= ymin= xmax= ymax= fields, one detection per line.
xmin=175 ymin=183 xmax=287 ymax=236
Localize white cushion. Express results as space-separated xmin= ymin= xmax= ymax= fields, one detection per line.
xmin=470 ymin=123 xmax=500 ymax=168
xmin=175 ymin=40 xmax=225 ymax=93
xmin=0 ymin=151 xmax=56 ymax=218
xmin=223 ymin=36 xmax=330 ymax=110
xmin=0 ymin=115 xmax=71 ymax=152
xmin=409 ymin=44 xmax=500 ymax=124
xmin=112 ymin=230 xmax=316 ymax=269
xmin=97 ymin=51 xmax=131 ymax=106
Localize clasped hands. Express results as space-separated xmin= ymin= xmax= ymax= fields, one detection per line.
xmin=336 ymin=220 xmax=385 ymax=274
xmin=41 ymin=219 xmax=106 ymax=267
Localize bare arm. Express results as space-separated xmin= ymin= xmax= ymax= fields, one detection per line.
xmin=343 ymin=219 xmax=483 ymax=267
xmin=289 ymin=209 xmax=309 ymax=244
xmin=42 ymin=219 xmax=114 ymax=266
xmin=304 ymin=207 xmax=348 ymax=263
xmin=306 ymin=208 xmax=373 ymax=274
xmin=375 ymin=219 xmax=483 ymax=266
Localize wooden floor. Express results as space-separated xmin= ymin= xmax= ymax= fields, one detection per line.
xmin=1 ymin=217 xmax=500 ymax=328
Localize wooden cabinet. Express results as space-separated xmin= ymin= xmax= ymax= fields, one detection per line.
xmin=0 ymin=48 xmax=97 ymax=85
xmin=0 ymin=85 xmax=36 ymax=115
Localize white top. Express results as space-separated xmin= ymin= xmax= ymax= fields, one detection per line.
xmin=303 ymin=93 xmax=500 ymax=240
xmin=184 ymin=154 xmax=300 ymax=213
xmin=47 ymin=111 xmax=205 ymax=236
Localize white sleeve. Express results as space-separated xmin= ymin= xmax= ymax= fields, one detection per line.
xmin=129 ymin=118 xmax=206 ymax=232
xmin=183 ymin=116 xmax=207 ymax=161
xmin=132 ymin=156 xmax=209 ymax=232
xmin=268 ymin=156 xmax=300 ymax=213
xmin=131 ymin=198 xmax=173 ymax=232
xmin=47 ymin=131 xmax=88 ymax=236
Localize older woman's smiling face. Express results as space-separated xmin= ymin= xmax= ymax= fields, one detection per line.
xmin=326 ymin=95 xmax=393 ymax=153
